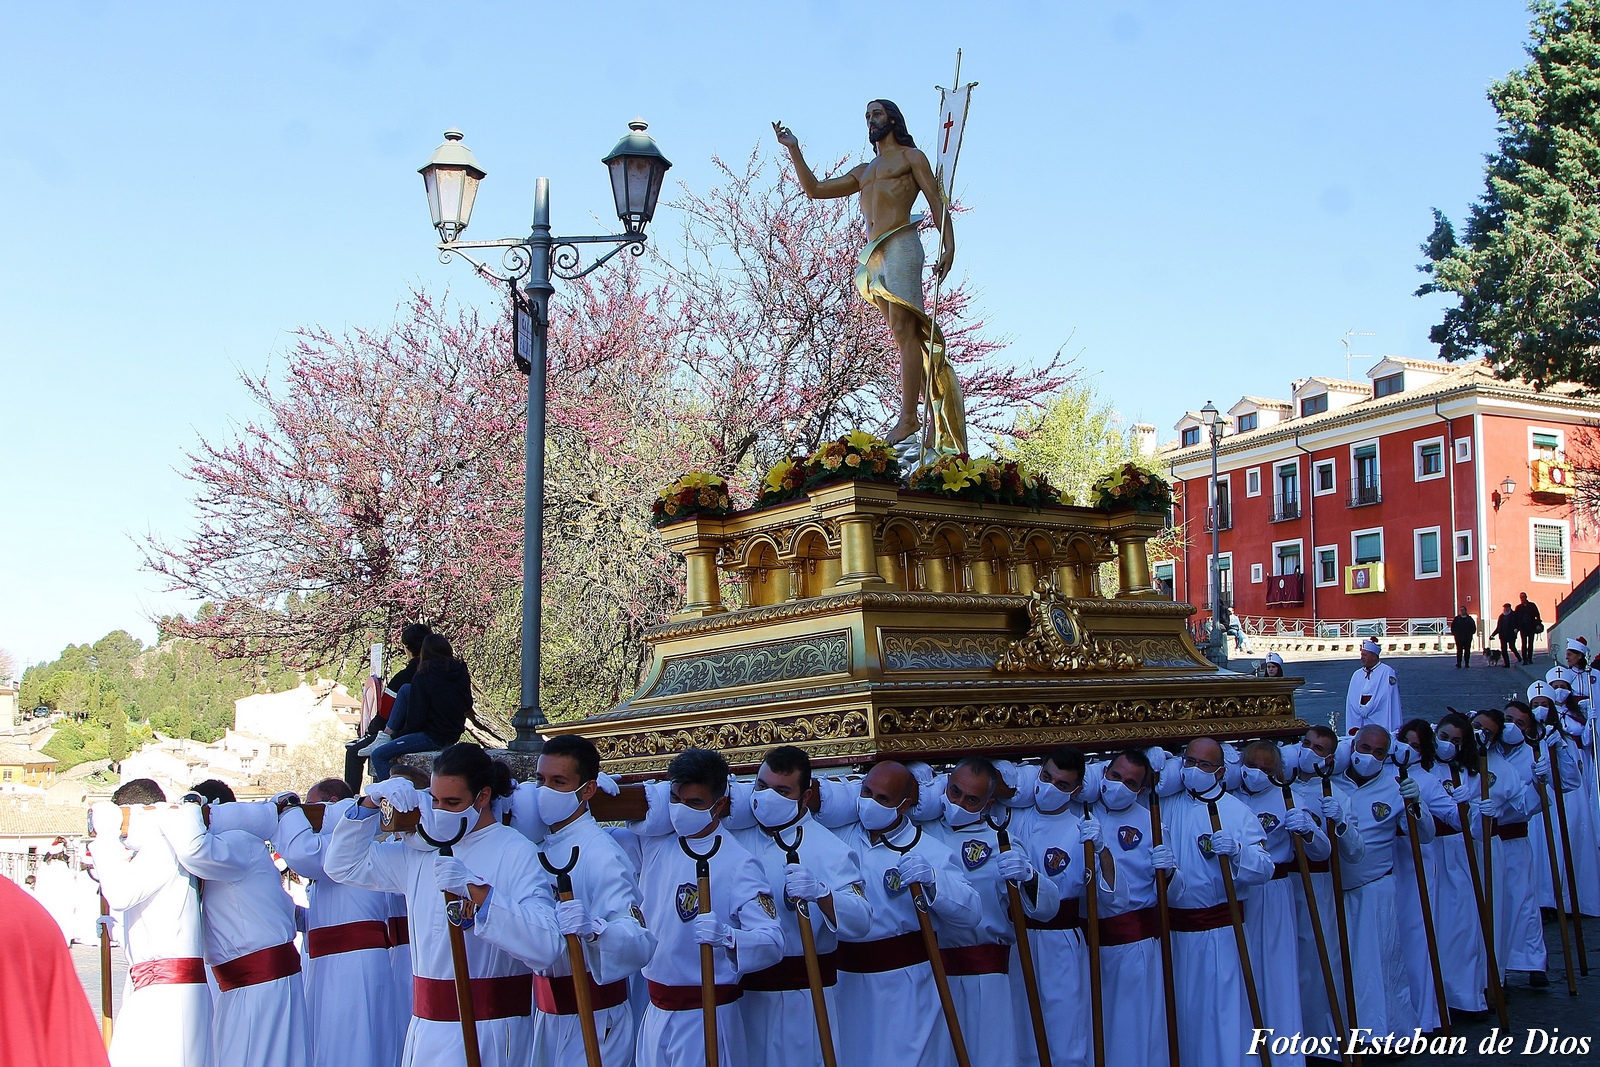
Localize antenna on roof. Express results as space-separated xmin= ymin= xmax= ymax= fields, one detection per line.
xmin=1342 ymin=330 xmax=1375 ymax=380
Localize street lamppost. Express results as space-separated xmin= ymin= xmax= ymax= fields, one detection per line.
xmin=419 ymin=121 xmax=672 ymax=752
xmin=1199 ymin=400 xmax=1227 ymax=667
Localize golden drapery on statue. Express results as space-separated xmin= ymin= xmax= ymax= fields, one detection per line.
xmin=855 ymin=218 xmax=968 ymax=457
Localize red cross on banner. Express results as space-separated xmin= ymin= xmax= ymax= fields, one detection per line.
xmin=935 ymin=81 xmax=973 ymax=201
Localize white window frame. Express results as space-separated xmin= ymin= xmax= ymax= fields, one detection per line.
xmin=1454 ymin=437 xmax=1472 ymax=464
xmin=1251 ymin=563 xmax=1264 ymax=583
xmin=1413 ymin=436 xmax=1445 ymax=482
xmin=1314 ymin=545 xmax=1339 ymax=587
xmin=1414 ymin=526 xmax=1443 ymax=579
xmin=1271 ymin=538 xmax=1305 ymax=576
xmin=1351 ymin=526 xmax=1384 ymax=565
xmin=1454 ymin=530 xmax=1473 ymax=561
xmin=1530 ymin=518 xmax=1571 ymax=583
xmin=1313 ymin=459 xmax=1338 ymax=497
xmin=1529 ymin=426 xmax=1565 ymax=460
xmin=1245 ymin=467 xmax=1262 ymax=498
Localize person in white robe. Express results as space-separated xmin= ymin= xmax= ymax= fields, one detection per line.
xmin=1162 ymin=737 xmax=1273 ymax=1067
xmin=1344 ymin=639 xmax=1402 ymax=736
xmin=161 ymin=780 xmax=312 ymax=1067
xmin=274 ymin=780 xmax=400 ymax=1067
xmin=715 ymin=746 xmax=871 ymax=1067
xmin=1533 ymin=670 xmax=1600 ymax=916
xmin=324 ymin=744 xmax=560 ymax=1067
xmin=88 ymin=780 xmax=213 ymax=1067
xmin=826 ymin=760 xmax=983 ymax=1067
xmin=1425 ymin=712 xmax=1489 ymax=1012
xmin=625 ymin=747 xmax=784 ymax=1067
xmin=1391 ymin=719 xmax=1461 ymax=1032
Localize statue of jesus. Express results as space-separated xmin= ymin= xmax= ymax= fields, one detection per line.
xmin=774 ymin=100 xmax=968 ymax=455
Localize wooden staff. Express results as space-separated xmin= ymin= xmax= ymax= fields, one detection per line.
xmin=680 ymin=835 xmax=724 ymax=1067
xmin=1281 ymin=784 xmax=1352 ymax=1067
xmin=99 ymin=893 xmax=114 ymax=1047
xmin=1319 ymin=775 xmax=1359 ymax=1038
xmin=989 ymin=811 xmax=1053 ymax=1067
xmin=1395 ymin=761 xmax=1451 ymax=1034
xmin=1081 ymin=829 xmax=1105 ymax=1067
xmin=1450 ymin=765 xmax=1508 ymax=1030
xmin=1146 ymin=788 xmax=1180 ymax=1067
xmin=1534 ymin=775 xmax=1577 ymax=996
xmin=417 ymin=814 xmax=481 ymax=1067
xmin=888 ymin=830 xmax=971 ymax=1067
xmin=1547 ymin=724 xmax=1589 ymax=976
xmin=772 ymin=826 xmax=838 ymax=1067
xmin=539 ymin=849 xmax=604 ymax=1067
xmin=1207 ymin=800 xmax=1271 ymax=1067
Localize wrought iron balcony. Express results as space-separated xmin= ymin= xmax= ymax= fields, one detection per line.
xmin=1347 ymin=479 xmax=1381 ymax=508
xmin=1271 ymin=494 xmax=1301 ymax=522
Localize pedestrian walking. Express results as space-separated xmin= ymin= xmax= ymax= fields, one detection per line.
xmin=1514 ymin=593 xmax=1543 ymax=665
xmin=1493 ymin=603 xmax=1519 ymax=667
xmin=1450 ymin=607 xmax=1477 ymax=668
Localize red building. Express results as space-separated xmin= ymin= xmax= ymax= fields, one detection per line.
xmin=1161 ymin=357 xmax=1600 ymax=643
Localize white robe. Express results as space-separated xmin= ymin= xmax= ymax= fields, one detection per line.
xmin=1423 ymin=763 xmax=1487 ymax=1011
xmin=1530 ymin=719 xmax=1600 ymax=916
xmin=1482 ymin=745 xmax=1546 ymax=974
xmin=325 ymin=806 xmax=556 ymax=1067
xmin=162 ymin=802 xmax=312 ymax=1067
xmin=1010 ymin=803 xmax=1092 ymax=1067
xmin=91 ymin=812 xmax=213 ymax=1067
xmin=1343 ymin=662 xmax=1401 ymax=736
xmin=1161 ymin=789 xmax=1273 ymax=1067
xmin=275 ymin=801 xmax=400 ymax=1067
xmin=1391 ymin=767 xmax=1454 ymax=1032
xmin=1287 ymin=779 xmax=1361 ymax=1043
xmin=387 ymin=893 xmax=413 ymax=1053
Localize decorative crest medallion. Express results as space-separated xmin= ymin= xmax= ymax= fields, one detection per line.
xmin=995 ymin=582 xmax=1142 ymax=674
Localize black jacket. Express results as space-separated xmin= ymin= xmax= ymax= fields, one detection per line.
xmin=1493 ymin=611 xmax=1519 ymax=641
xmin=408 ymin=657 xmax=472 ymax=747
xmin=1450 ymin=613 xmax=1477 ymax=641
xmin=1512 ymin=601 xmax=1542 ymax=633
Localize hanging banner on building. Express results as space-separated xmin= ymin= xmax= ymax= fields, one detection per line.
xmin=1344 ymin=562 xmax=1385 ymax=594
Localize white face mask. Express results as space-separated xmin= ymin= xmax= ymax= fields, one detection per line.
xmin=751 ymin=787 xmax=801 ymax=830
xmin=1239 ymin=767 xmax=1270 ymax=794
xmin=856 ymin=795 xmax=901 ymax=831
xmin=1434 ymin=738 xmax=1458 ymax=762
xmin=1182 ymin=766 xmax=1221 ymax=795
xmin=535 ymin=784 xmax=583 ymax=827
xmin=423 ymin=802 xmax=474 ymax=844
xmin=1349 ymin=751 xmax=1382 ymax=778
xmin=1299 ymin=746 xmax=1331 ymax=776
xmin=669 ymin=801 xmax=717 ymax=838
xmin=1099 ymin=779 xmax=1136 ymax=811
xmin=1501 ymin=723 xmax=1525 ymax=747
xmin=942 ymin=795 xmax=984 ymax=830
xmin=1034 ymin=780 xmax=1073 ymax=812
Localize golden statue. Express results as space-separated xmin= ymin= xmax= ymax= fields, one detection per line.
xmin=774 ymin=100 xmax=968 ymax=455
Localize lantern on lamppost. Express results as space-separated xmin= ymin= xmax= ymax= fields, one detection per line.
xmin=419 ymin=130 xmax=486 ymax=243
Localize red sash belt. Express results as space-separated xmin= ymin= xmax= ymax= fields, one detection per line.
xmin=212 ymin=942 xmax=301 ymax=992
xmin=1169 ymin=903 xmax=1234 ymax=932
xmin=1271 ymin=860 xmax=1294 ymax=880
xmin=837 ymin=931 xmax=928 ymax=973
xmin=646 ymin=980 xmax=742 ymax=1011
xmin=307 ymin=919 xmax=391 ymax=959
xmin=1304 ymin=858 xmax=1330 ymax=875
xmin=533 ymin=974 xmax=629 ymax=1015
xmin=1433 ymin=818 xmax=1460 ymax=837
xmin=1495 ymin=822 xmax=1529 ymax=841
xmin=130 ymin=957 xmax=206 ymax=990
xmin=387 ymin=916 xmax=409 ymax=946
xmin=939 ymin=943 xmax=1010 ymax=976
xmin=413 ymin=974 xmax=533 ymax=1022
xmin=1098 ymin=907 xmax=1159 ymax=947
xmin=1025 ymin=898 xmax=1083 ymax=931
xmin=742 ymin=952 xmax=839 ymax=991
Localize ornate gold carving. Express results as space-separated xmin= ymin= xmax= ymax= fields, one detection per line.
xmin=877 ymin=693 xmax=1297 ymax=735
xmin=644 ymin=632 xmax=850 ymax=699
xmin=874 ymin=716 xmax=1305 ymax=755
xmin=996 ymin=587 xmax=1142 ymax=673
xmin=1128 ymin=635 xmax=1205 ymax=668
xmin=882 ymin=632 xmax=1011 ymax=671
xmin=587 ymin=710 xmax=872 ymax=762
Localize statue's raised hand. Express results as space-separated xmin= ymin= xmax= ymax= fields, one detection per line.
xmin=772 ymin=121 xmax=799 ymax=149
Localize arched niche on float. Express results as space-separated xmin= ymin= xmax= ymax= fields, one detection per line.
xmin=740 ymin=536 xmax=788 ymax=607
xmin=790 ymin=526 xmax=842 ymax=599
xmin=922 ymin=524 xmax=968 ymax=594
xmin=970 ymin=527 xmax=1014 ymax=595
xmin=877 ymin=520 xmax=920 ymax=591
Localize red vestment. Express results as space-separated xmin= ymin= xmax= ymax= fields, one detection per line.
xmin=0 ymin=876 xmax=111 ymax=1067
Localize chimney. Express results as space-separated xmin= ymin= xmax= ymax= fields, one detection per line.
xmin=1133 ymin=423 xmax=1157 ymax=457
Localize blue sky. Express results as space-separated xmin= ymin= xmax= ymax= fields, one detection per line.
xmin=0 ymin=1 xmax=1534 ymax=667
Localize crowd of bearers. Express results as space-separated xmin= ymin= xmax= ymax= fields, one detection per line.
xmin=81 ymin=666 xmax=1600 ymax=1067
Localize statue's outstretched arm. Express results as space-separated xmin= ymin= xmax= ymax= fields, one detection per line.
xmin=774 ymin=121 xmax=862 ymax=200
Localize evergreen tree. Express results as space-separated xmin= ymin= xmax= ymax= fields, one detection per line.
xmin=1419 ymin=1 xmax=1600 ymax=388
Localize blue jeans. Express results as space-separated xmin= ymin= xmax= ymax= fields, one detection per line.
xmin=369 ymin=731 xmax=439 ymax=781
xmin=385 ymin=684 xmax=412 ymax=735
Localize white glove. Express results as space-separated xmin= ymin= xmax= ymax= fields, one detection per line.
xmin=1398 ymin=777 xmax=1421 ymax=802
xmin=906 ymin=762 xmax=936 ymax=788
xmin=784 ymin=863 xmax=825 ymax=902
xmin=1533 ymin=756 xmax=1551 ymax=784
xmin=1207 ymin=830 xmax=1240 ymax=857
xmin=595 ymin=771 xmax=621 ymax=796
xmin=896 ymin=852 xmax=935 ymax=889
xmin=1318 ymin=795 xmax=1343 ymax=823
xmin=433 ymin=854 xmax=476 ymax=898
xmin=1466 ymin=797 xmax=1487 ymax=823
xmin=90 ymin=802 xmax=124 ymax=839
xmin=556 ymin=898 xmax=604 ymax=939
xmin=694 ymin=913 xmax=735 ymax=949
xmin=1078 ymin=815 xmax=1103 ymax=849
xmin=1150 ymin=843 xmax=1178 ymax=871
xmin=96 ymin=914 xmax=115 ymax=938
xmin=997 ymin=849 xmax=1034 ymax=883
xmin=272 ymin=791 xmax=302 ymax=809
xmin=1282 ymin=807 xmax=1316 ymax=835
xmin=1144 ymin=746 xmax=1170 ymax=773
xmin=1446 ymin=784 xmax=1474 ymax=806
xmin=365 ymin=778 xmax=421 ymax=813
xmin=1481 ymin=793 xmax=1507 ymax=820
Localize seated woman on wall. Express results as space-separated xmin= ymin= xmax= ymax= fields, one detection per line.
xmin=368 ymin=634 xmax=473 ymax=780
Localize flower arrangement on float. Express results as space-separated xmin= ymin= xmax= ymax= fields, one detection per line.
xmin=1090 ymin=461 xmax=1173 ymax=513
xmin=651 ymin=471 xmax=733 ymax=527
xmin=910 ymin=454 xmax=1060 ymax=509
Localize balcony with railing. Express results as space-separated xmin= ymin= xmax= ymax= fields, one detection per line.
xmin=1264 ymin=571 xmax=1305 ymax=606
xmin=1271 ymin=494 xmax=1300 ymax=522
xmin=1204 ymin=501 xmax=1233 ymax=532
xmin=1347 ymin=479 xmax=1381 ymax=508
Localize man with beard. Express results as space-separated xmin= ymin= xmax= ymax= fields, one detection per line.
xmin=774 ymin=101 xmax=965 ymax=453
